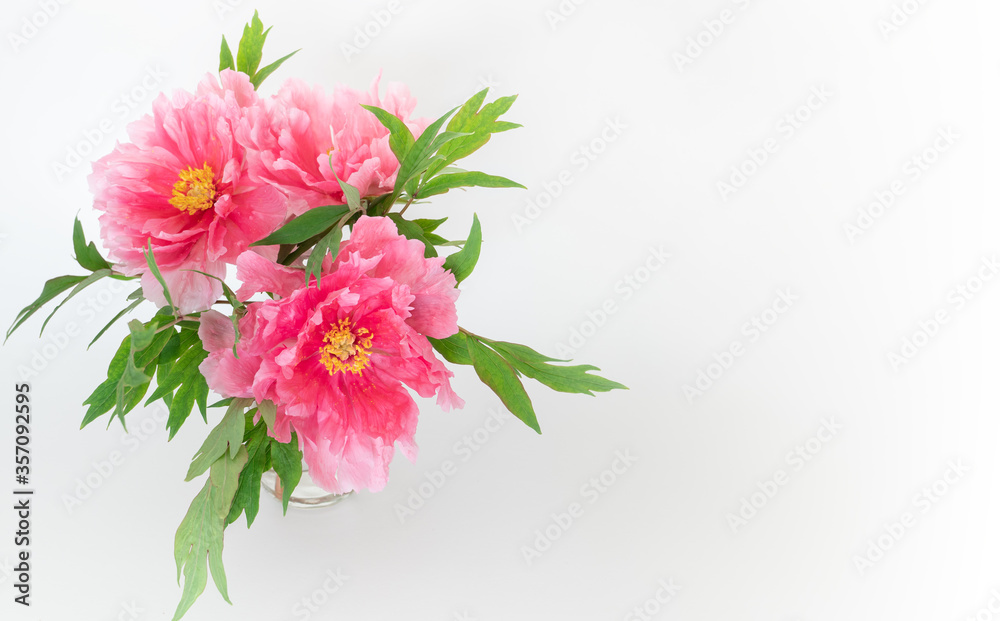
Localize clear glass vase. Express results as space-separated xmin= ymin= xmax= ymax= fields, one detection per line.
xmin=261 ymin=463 xmax=353 ymax=508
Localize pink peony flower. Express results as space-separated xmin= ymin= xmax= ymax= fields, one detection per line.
xmin=90 ymin=70 xmax=287 ymax=314
xmin=240 ymin=75 xmax=428 ymax=215
xmin=199 ymin=216 xmax=463 ymax=493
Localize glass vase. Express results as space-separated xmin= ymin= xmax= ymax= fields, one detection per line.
xmin=261 ymin=462 xmax=353 ymax=508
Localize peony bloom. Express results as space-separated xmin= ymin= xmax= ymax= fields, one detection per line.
xmin=90 ymin=70 xmax=287 ymax=314
xmin=199 ymin=216 xmax=463 ymax=493
xmin=239 ymin=75 xmax=428 ymax=215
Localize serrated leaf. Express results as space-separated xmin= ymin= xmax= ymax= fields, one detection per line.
xmin=172 ymin=446 xmax=248 ymax=621
xmin=185 ymin=399 xmax=251 ymax=481
xmin=429 ymin=332 xmax=473 ymax=366
xmin=252 ymin=205 xmax=350 ymax=247
xmin=466 ymin=337 xmax=540 ymax=433
xmin=360 ymin=104 xmax=415 ymax=162
xmin=388 ymin=214 xmax=438 ymax=258
xmin=236 ymin=11 xmax=268 ymax=77
xmin=73 ymin=216 xmax=112 ymax=272
xmin=251 ymin=49 xmax=299 ymax=89
xmin=270 ymin=433 xmax=303 ymax=514
xmin=442 ymin=214 xmax=482 ymax=284
xmin=219 ymin=36 xmax=236 ymax=71
xmin=6 ymin=275 xmax=88 ymax=341
xmin=419 ymin=172 xmax=525 ymax=199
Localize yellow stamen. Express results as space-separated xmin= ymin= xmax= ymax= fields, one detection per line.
xmin=169 ymin=164 xmax=217 ymax=215
xmin=319 ymin=317 xmax=373 ymax=375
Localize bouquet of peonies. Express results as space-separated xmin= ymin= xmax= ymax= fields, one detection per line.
xmin=7 ymin=12 xmax=624 ymax=620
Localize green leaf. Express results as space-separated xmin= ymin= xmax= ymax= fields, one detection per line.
xmin=419 ymin=172 xmax=525 ymax=199
xmin=387 ymin=106 xmax=460 ymax=205
xmin=251 ymin=205 xmax=350 ymax=247
xmin=167 ymin=379 xmax=200 ymax=440
xmin=360 ymin=104 xmax=415 ymax=162
xmin=38 ymin=269 xmax=112 ymax=335
xmin=6 ymin=275 xmax=87 ymax=341
xmin=258 ymin=400 xmax=277 ymax=431
xmin=269 ymin=433 xmax=303 ymax=514
xmin=466 ymin=337 xmax=540 ymax=433
xmin=388 ymin=214 xmax=438 ymax=258
xmin=489 ymin=341 xmax=628 ymax=395
xmin=194 ymin=374 xmax=209 ymax=423
xmin=145 ymin=239 xmax=175 ymax=313
xmin=334 ymin=173 xmax=362 ymax=213
xmin=413 ymin=218 xmax=447 ymax=234
xmin=185 ymin=399 xmax=251 ymax=481
xmin=442 ymin=214 xmax=482 ymax=284
xmin=127 ymin=318 xmax=157 ymax=352
xmin=88 ymin=295 xmax=144 ymax=349
xmin=226 ymin=417 xmax=271 ymax=527
xmin=236 ymin=10 xmax=268 ymax=77
xmin=251 ymin=49 xmax=299 ymax=89
xmin=145 ymin=338 xmax=208 ymax=404
xmin=81 ymin=334 xmax=132 ymax=428
xmin=305 ymin=226 xmax=343 ymax=286
xmin=429 ymin=332 xmax=473 ymax=366
xmin=219 ymin=36 xmax=236 ymax=71
xmin=73 ymin=217 xmax=112 ymax=272
xmin=186 ymin=270 xmax=245 ymax=357
xmin=425 ymin=91 xmax=521 ymax=179
xmin=172 ymin=446 xmax=248 ymax=621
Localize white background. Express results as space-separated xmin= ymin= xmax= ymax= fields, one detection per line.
xmin=1 ymin=0 xmax=999 ymax=620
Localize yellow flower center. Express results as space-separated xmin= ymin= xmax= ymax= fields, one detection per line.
xmin=169 ymin=164 xmax=217 ymax=215
xmin=319 ymin=318 xmax=373 ymax=375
